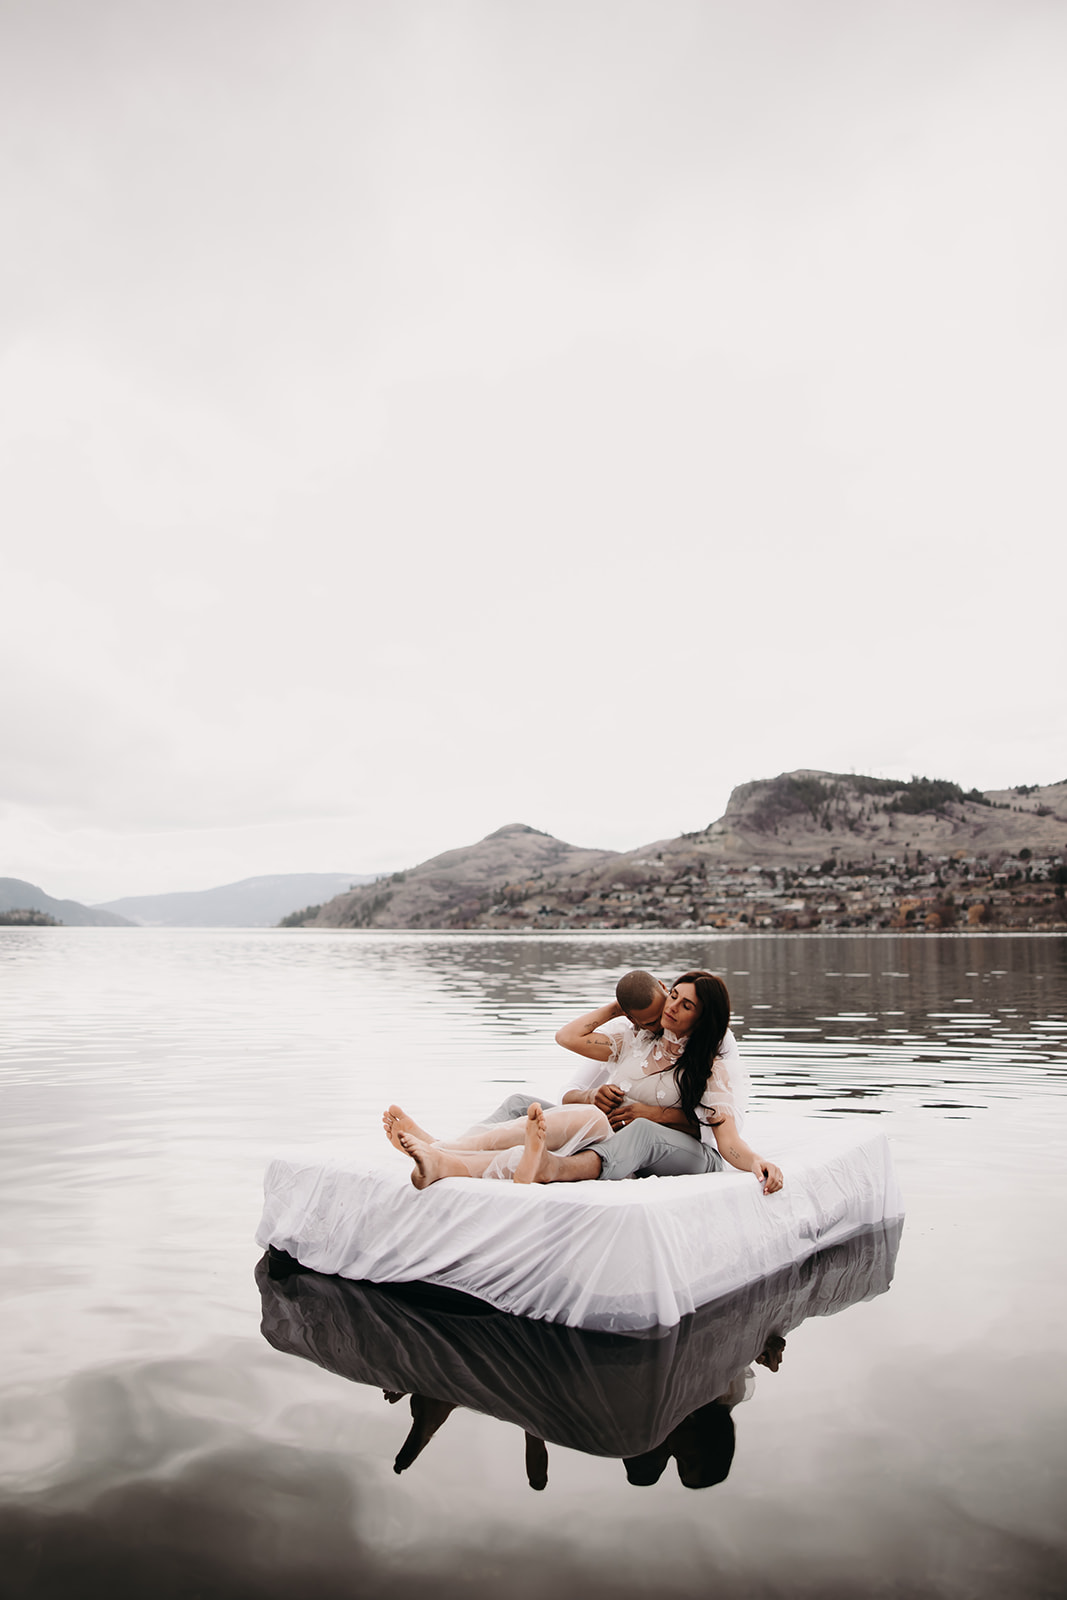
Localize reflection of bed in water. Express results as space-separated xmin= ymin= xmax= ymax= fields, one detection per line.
xmin=256 ymin=1116 xmax=904 ymax=1329
xmin=257 ymin=1218 xmax=902 ymax=1461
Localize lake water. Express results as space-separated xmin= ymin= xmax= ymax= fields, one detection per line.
xmin=2 ymin=928 xmax=1065 ymax=1599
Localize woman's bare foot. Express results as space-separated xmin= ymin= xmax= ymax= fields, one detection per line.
xmin=383 ymin=1105 xmax=437 ymax=1152
xmin=394 ymin=1396 xmax=457 ymax=1473
xmin=399 ymin=1132 xmax=471 ymax=1189
xmin=513 ymin=1104 xmax=555 ymax=1185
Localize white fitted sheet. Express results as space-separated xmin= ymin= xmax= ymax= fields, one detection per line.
xmin=255 ymin=1115 xmax=904 ymax=1331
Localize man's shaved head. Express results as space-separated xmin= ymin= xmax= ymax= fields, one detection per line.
xmin=616 ymin=970 xmax=662 ymax=1013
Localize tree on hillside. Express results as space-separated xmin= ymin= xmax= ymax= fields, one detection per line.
xmin=278 ymin=904 xmax=321 ymax=927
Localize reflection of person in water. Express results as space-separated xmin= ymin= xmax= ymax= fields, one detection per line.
xmin=623 ymin=1334 xmax=787 ymax=1488
xmin=382 ymin=1334 xmax=787 ymax=1492
xmin=258 ymin=1222 xmax=901 ymax=1498
xmin=385 ymin=1389 xmax=549 ymax=1489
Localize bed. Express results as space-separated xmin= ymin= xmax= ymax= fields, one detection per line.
xmin=255 ymin=1114 xmax=903 ymax=1331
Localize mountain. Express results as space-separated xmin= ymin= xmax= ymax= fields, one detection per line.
xmin=470 ymin=772 xmax=1067 ymax=933
xmin=620 ymin=770 xmax=1067 ymax=870
xmin=0 ymin=878 xmax=134 ymax=927
xmin=308 ymin=824 xmax=618 ymax=929
xmin=96 ymin=873 xmax=378 ymax=928
xmin=296 ymin=773 xmax=1067 ymax=933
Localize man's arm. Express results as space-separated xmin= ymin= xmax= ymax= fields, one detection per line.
xmin=710 ymin=1115 xmax=784 ymax=1194
xmin=560 ymin=1060 xmax=628 ymax=1115
xmin=555 ymin=1000 xmax=624 ymax=1063
xmin=561 ymin=1063 xmax=615 ymax=1108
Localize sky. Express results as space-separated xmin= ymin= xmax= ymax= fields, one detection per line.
xmin=2 ymin=0 xmax=1065 ymax=903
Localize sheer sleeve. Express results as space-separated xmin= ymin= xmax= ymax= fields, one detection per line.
xmin=599 ymin=1017 xmax=632 ymax=1066
xmin=697 ymin=1029 xmax=749 ymax=1130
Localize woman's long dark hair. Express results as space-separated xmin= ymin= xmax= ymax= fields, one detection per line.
xmin=669 ymin=970 xmax=731 ymax=1127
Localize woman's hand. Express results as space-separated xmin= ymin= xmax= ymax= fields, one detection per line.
xmin=711 ymin=1117 xmax=784 ymax=1192
xmin=608 ymin=1100 xmax=643 ymax=1130
xmin=607 ymin=1103 xmax=699 ymax=1134
xmin=751 ymin=1155 xmax=783 ymax=1194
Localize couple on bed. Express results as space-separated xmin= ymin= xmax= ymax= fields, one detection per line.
xmin=382 ymin=967 xmax=784 ymax=1195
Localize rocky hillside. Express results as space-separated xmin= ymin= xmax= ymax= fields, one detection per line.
xmin=307 ymin=824 xmax=617 ymax=929
xmin=623 ymin=770 xmax=1067 ymax=872
xmin=294 ymin=772 xmax=1066 ymax=933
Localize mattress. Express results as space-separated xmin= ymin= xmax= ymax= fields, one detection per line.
xmin=255 ymin=1115 xmax=903 ymax=1331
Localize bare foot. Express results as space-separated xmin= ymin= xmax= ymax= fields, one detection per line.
xmin=383 ymin=1105 xmax=437 ymax=1152
xmin=394 ymin=1396 xmax=457 ymax=1473
xmin=399 ymin=1132 xmax=471 ymax=1189
xmin=513 ymin=1104 xmax=554 ymax=1185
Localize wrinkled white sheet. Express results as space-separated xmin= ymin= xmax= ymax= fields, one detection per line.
xmin=256 ymin=1115 xmax=904 ymax=1331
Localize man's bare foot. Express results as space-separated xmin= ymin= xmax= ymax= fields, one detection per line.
xmin=513 ymin=1104 xmax=556 ymax=1185
xmin=383 ymin=1105 xmax=437 ymax=1152
xmin=399 ymin=1131 xmax=470 ymax=1189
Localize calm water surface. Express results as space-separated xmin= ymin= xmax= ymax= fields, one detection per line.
xmin=1 ymin=929 xmax=1065 ymax=1598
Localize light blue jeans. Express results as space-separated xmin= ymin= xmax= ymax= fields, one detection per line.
xmin=481 ymin=1095 xmax=722 ymax=1182
xmin=591 ymin=1121 xmax=723 ymax=1181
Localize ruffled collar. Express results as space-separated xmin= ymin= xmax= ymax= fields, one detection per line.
xmin=644 ymin=1026 xmax=687 ymax=1074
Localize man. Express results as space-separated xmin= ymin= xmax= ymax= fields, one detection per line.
xmin=558 ymin=968 xmax=687 ymax=1128
xmin=478 ymin=967 xmax=668 ymax=1128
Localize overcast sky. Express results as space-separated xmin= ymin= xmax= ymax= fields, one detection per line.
xmin=2 ymin=0 xmax=1065 ymax=902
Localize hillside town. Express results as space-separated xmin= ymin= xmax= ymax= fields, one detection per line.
xmin=479 ymin=850 xmax=1067 ymax=933
xmin=295 ymin=772 xmax=1067 ymax=934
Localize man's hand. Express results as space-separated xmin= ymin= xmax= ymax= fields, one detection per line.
xmin=594 ymin=1083 xmax=626 ymax=1115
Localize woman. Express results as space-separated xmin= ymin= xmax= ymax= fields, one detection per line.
xmin=387 ymin=970 xmax=783 ymax=1194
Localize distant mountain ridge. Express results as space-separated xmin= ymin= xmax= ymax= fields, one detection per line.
xmin=298 ymin=772 xmax=1067 ymax=932
xmin=0 ymin=878 xmax=133 ymax=928
xmin=97 ymin=873 xmax=377 ymax=928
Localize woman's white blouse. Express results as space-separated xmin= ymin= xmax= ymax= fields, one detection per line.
xmin=562 ymin=1020 xmax=748 ymax=1143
